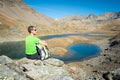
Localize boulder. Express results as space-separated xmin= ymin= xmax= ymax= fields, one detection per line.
xmin=0 ymin=56 xmax=27 ymax=80
xmin=25 ymin=65 xmax=72 ymax=80
xmin=0 ymin=55 xmax=13 ymax=64
xmin=0 ymin=55 xmax=73 ymax=80
xmin=44 ymin=58 xmax=64 ymax=67
xmin=17 ymin=57 xmax=72 ymax=80
xmin=20 ymin=58 xmax=72 ymax=80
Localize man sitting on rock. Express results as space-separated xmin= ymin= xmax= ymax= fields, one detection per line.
xmin=25 ymin=26 xmax=48 ymax=60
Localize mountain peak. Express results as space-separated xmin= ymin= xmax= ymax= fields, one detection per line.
xmin=87 ymin=14 xmax=97 ymax=19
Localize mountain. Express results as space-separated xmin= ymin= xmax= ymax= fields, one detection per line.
xmin=57 ymin=12 xmax=120 ymax=33
xmin=0 ymin=0 xmax=58 ymax=42
xmin=0 ymin=0 xmax=120 ymax=42
xmin=0 ymin=0 xmax=54 ymax=24
xmin=87 ymin=14 xmax=97 ymax=19
xmin=97 ymin=12 xmax=120 ymax=21
xmin=59 ymin=12 xmax=120 ymax=21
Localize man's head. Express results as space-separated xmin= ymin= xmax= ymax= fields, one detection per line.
xmin=28 ymin=26 xmax=37 ymax=35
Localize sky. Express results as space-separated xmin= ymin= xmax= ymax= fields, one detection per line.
xmin=23 ymin=0 xmax=120 ymax=19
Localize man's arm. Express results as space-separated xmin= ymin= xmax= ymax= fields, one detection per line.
xmin=39 ymin=40 xmax=48 ymax=46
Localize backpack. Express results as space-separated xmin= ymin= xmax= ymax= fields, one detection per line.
xmin=36 ymin=44 xmax=50 ymax=60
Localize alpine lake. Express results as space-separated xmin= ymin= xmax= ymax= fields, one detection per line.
xmin=0 ymin=33 xmax=104 ymax=62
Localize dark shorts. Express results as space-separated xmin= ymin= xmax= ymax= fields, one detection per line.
xmin=26 ymin=53 xmax=41 ymax=60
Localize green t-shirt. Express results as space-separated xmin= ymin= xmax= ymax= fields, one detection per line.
xmin=25 ymin=35 xmax=41 ymax=55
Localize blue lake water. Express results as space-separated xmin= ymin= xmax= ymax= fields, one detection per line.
xmin=52 ymin=43 xmax=101 ymax=62
xmin=40 ymin=33 xmax=89 ymax=40
xmin=40 ymin=33 xmax=107 ymax=40
xmin=0 ymin=41 xmax=25 ymax=59
xmin=0 ymin=33 xmax=102 ymax=62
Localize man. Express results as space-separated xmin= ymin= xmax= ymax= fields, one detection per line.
xmin=25 ymin=26 xmax=47 ymax=59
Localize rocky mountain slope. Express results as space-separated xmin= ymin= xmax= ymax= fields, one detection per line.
xmin=0 ymin=0 xmax=59 ymax=42
xmin=57 ymin=12 xmax=120 ymax=33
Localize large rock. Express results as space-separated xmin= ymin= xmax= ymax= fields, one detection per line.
xmin=0 ymin=55 xmax=13 ymax=64
xmin=0 ymin=55 xmax=27 ymax=80
xmin=0 ymin=55 xmax=73 ymax=80
xmin=44 ymin=58 xmax=64 ymax=67
xmin=25 ymin=65 xmax=72 ymax=80
xmin=17 ymin=57 xmax=72 ymax=80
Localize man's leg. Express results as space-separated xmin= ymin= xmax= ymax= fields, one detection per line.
xmin=26 ymin=53 xmax=40 ymax=60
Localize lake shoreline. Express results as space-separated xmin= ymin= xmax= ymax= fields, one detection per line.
xmin=0 ymin=33 xmax=104 ymax=60
xmin=63 ymin=53 xmax=101 ymax=64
